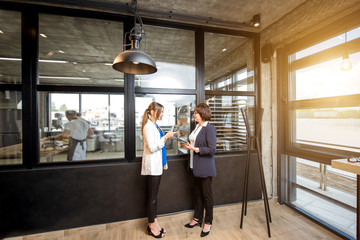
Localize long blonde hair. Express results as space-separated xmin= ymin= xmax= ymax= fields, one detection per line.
xmin=141 ymin=102 xmax=164 ymax=135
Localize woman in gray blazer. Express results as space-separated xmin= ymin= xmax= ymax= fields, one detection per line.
xmin=182 ymin=103 xmax=217 ymax=238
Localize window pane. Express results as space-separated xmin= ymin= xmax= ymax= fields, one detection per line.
xmin=135 ymin=25 xmax=195 ymax=89
xmin=295 ymin=33 xmax=344 ymax=60
xmin=294 ymin=107 xmax=360 ymax=153
xmin=0 ymin=91 xmax=22 ymax=165
xmin=292 ymin=52 xmax=360 ymax=100
xmin=135 ymin=94 xmax=196 ymax=157
xmin=295 ymin=26 xmax=360 ymax=60
xmin=0 ymin=10 xmax=21 ymax=84
xmin=234 ymin=68 xmax=254 ymax=91
xmin=205 ymin=95 xmax=255 ymax=152
xmin=39 ymin=93 xmax=124 ymax=163
xmin=81 ymin=94 xmax=124 ymax=160
xmin=205 ymin=32 xmax=254 ymax=91
xmin=39 ymin=14 xmax=124 ymax=86
xmin=287 ymin=157 xmax=356 ymax=238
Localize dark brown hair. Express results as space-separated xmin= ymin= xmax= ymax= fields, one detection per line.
xmin=195 ymin=103 xmax=211 ymax=121
xmin=141 ymin=102 xmax=164 ymax=134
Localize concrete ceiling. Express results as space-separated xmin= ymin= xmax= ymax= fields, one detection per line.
xmin=0 ymin=0 xmax=305 ymax=86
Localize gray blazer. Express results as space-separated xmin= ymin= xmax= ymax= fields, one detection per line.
xmin=192 ymin=123 xmax=217 ymax=178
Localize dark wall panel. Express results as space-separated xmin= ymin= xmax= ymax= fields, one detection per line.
xmin=0 ymin=153 xmax=262 ymax=238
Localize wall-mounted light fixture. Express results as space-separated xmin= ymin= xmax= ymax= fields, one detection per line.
xmin=340 ymin=31 xmax=352 ymax=71
xmin=112 ymin=0 xmax=157 ymax=75
xmin=252 ymin=14 xmax=260 ymax=27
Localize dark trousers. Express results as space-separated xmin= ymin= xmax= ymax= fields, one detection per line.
xmin=193 ymin=173 xmax=214 ymax=224
xmin=146 ymin=175 xmax=162 ymax=223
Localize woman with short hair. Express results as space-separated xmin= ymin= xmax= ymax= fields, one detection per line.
xmin=182 ymin=103 xmax=217 ymax=238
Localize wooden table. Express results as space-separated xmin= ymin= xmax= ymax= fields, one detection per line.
xmin=0 ymin=138 xmax=68 ymax=161
xmin=332 ymin=158 xmax=360 ymax=239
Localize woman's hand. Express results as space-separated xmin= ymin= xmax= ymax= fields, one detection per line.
xmin=181 ymin=142 xmax=199 ymax=153
xmin=164 ymin=131 xmax=177 ymax=141
xmin=181 ymin=142 xmax=190 ymax=150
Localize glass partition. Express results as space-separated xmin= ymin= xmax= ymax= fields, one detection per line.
xmin=135 ymin=94 xmax=196 ymax=157
xmin=38 ymin=14 xmax=124 ymax=86
xmin=0 ymin=91 xmax=22 ymax=165
xmin=205 ymin=32 xmax=254 ymax=91
xmin=135 ymin=25 xmax=195 ymax=89
xmin=39 ymin=92 xmax=124 ymax=163
xmin=205 ymin=95 xmax=255 ymax=152
xmin=0 ymin=10 xmax=21 ymax=84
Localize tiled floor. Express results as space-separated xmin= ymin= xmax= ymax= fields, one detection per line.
xmin=4 ymin=198 xmax=343 ymax=240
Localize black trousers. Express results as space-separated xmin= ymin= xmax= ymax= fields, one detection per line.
xmin=146 ymin=175 xmax=162 ymax=223
xmin=192 ymin=172 xmax=214 ymax=224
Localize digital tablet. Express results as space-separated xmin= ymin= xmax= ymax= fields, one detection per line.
xmin=171 ymin=125 xmax=179 ymax=132
xmin=177 ymin=138 xmax=188 ymax=144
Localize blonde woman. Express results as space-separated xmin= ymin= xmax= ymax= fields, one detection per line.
xmin=141 ymin=102 xmax=176 ymax=238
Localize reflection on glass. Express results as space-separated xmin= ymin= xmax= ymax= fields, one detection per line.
xmin=136 ymin=25 xmax=195 ymax=89
xmin=205 ymin=32 xmax=254 ymax=91
xmin=295 ymin=107 xmax=360 ymax=153
xmin=0 ymin=91 xmax=22 ymax=165
xmin=39 ymin=92 xmax=124 ymax=163
xmin=292 ymin=52 xmax=360 ymax=100
xmin=135 ymin=94 xmax=196 ymax=157
xmin=288 ymin=157 xmax=356 ymax=238
xmin=0 ymin=10 xmax=21 ymax=84
xmin=38 ymin=14 xmax=124 ymax=86
xmin=205 ymin=95 xmax=255 ymax=152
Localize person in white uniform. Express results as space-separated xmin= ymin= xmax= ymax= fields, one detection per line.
xmin=57 ymin=110 xmax=93 ymax=161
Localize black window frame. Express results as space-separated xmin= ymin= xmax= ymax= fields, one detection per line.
xmin=278 ymin=10 xmax=360 ymax=166
xmin=0 ymin=1 xmax=260 ymax=170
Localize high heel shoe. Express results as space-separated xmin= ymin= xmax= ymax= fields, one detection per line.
xmin=200 ymin=224 xmax=212 ymax=237
xmin=185 ymin=218 xmax=202 ymax=228
xmin=147 ymin=225 xmax=165 ymax=238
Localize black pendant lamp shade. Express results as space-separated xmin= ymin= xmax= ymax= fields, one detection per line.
xmin=112 ymin=0 xmax=157 ymax=75
xmin=112 ymin=34 xmax=157 ymax=74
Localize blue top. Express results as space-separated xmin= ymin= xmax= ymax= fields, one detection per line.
xmin=156 ymin=124 xmax=167 ymax=166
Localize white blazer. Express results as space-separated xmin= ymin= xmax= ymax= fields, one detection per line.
xmin=141 ymin=120 xmax=166 ymax=176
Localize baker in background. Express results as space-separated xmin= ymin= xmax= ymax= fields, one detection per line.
xmin=57 ymin=110 xmax=93 ymax=161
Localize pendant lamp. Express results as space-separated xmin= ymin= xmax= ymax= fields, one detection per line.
xmin=340 ymin=30 xmax=352 ymax=71
xmin=112 ymin=0 xmax=157 ymax=75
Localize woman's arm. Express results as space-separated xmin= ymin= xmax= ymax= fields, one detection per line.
xmin=199 ymin=125 xmax=217 ymax=156
xmin=144 ymin=124 xmax=165 ymax=153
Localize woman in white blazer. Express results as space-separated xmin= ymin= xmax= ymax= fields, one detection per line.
xmin=141 ymin=102 xmax=176 ymax=238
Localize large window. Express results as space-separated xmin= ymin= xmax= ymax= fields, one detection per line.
xmin=287 ymin=26 xmax=360 ymax=155
xmin=282 ymin=19 xmax=360 ymax=239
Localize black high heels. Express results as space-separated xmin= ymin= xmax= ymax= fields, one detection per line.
xmin=200 ymin=224 xmax=212 ymax=237
xmin=184 ymin=218 xmax=202 ymax=228
xmin=147 ymin=225 xmax=165 ymax=238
